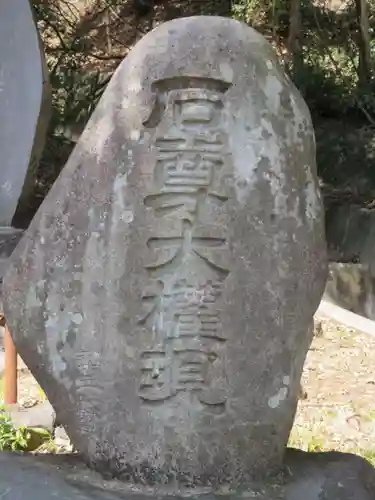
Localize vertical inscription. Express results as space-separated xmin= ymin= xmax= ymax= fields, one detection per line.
xmin=139 ymin=79 xmax=233 ymax=408
xmin=75 ymin=351 xmax=105 ymax=436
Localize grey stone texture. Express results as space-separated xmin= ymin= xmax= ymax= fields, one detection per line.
xmin=0 ymin=228 xmax=23 ymax=281
xmin=3 ymin=17 xmax=327 ymax=484
xmin=0 ymin=227 xmax=23 ymax=318
xmin=6 ymin=400 xmax=56 ymax=433
xmin=283 ymin=450 xmax=375 ymax=500
xmin=0 ymin=0 xmax=51 ymax=227
xmin=0 ymin=450 xmax=374 ymax=500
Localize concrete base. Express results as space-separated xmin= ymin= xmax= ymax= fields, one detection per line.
xmin=0 ymin=449 xmax=374 ymax=500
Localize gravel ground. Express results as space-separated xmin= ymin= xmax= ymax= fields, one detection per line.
xmin=290 ymin=312 xmax=375 ymax=465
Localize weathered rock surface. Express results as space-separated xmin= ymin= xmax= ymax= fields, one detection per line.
xmin=0 ymin=228 xmax=23 ymax=281
xmin=0 ymin=0 xmax=51 ymax=227
xmin=5 ymin=400 xmax=56 ymax=433
xmin=0 ymin=450 xmax=374 ymax=500
xmin=3 ymin=17 xmax=327 ymax=483
xmin=283 ymin=449 xmax=375 ymax=500
xmin=0 ymin=227 xmax=24 ymax=317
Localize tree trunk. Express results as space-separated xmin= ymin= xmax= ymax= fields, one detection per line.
xmin=355 ymin=0 xmax=372 ymax=88
xmin=287 ymin=0 xmax=303 ymax=75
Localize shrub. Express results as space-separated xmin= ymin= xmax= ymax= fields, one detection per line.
xmin=0 ymin=409 xmax=30 ymax=451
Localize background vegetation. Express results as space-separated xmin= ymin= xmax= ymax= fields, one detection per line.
xmin=19 ymin=0 xmax=375 ymax=226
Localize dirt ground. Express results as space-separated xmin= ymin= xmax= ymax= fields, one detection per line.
xmin=3 ymin=313 xmax=375 ymax=463
xmin=290 ymin=312 xmax=375 ymax=464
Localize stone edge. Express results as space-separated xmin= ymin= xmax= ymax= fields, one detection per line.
xmin=317 ymin=298 xmax=375 ymax=338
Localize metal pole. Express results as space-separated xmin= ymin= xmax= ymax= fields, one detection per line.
xmin=4 ymin=324 xmax=17 ymax=404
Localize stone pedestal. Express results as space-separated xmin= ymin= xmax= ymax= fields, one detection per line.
xmin=0 ymin=450 xmax=374 ymax=500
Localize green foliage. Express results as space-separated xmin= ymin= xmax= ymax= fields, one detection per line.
xmin=31 ymin=0 xmax=375 ymax=135
xmin=22 ymin=0 xmax=375 ymax=223
xmin=26 ymin=427 xmax=53 ymax=451
xmin=0 ymin=409 xmax=30 ymax=451
xmin=0 ymin=407 xmax=52 ymax=452
xmin=232 ymin=0 xmax=375 ymax=123
xmin=363 ymin=449 xmax=375 ymax=466
xmin=20 ymin=0 xmax=234 ymax=227
xmin=232 ymin=0 xmax=289 ymax=36
xmin=33 ymin=0 xmax=116 ymax=135
xmin=31 ymin=0 xmax=375 ymax=132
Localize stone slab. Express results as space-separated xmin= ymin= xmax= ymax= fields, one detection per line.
xmin=283 ymin=449 xmax=375 ymax=500
xmin=3 ymin=16 xmax=327 ymax=483
xmin=5 ymin=400 xmax=56 ymax=432
xmin=0 ymin=450 xmax=374 ymax=500
xmin=0 ymin=1 xmax=51 ymax=227
xmin=0 ymin=452 xmax=96 ymax=500
xmin=318 ymin=299 xmax=375 ymax=338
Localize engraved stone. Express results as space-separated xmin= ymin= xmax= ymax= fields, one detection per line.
xmin=0 ymin=0 xmax=51 ymax=227
xmin=3 ymin=17 xmax=327 ymax=485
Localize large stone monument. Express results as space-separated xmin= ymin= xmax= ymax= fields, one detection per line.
xmin=0 ymin=0 xmax=50 ymax=230
xmin=0 ymin=0 xmax=50 ymax=287
xmin=3 ymin=17 xmax=327 ymax=485
xmin=0 ymin=0 xmax=50 ymax=346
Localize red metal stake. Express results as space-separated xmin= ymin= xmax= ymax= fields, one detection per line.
xmin=4 ymin=324 xmax=17 ymax=405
